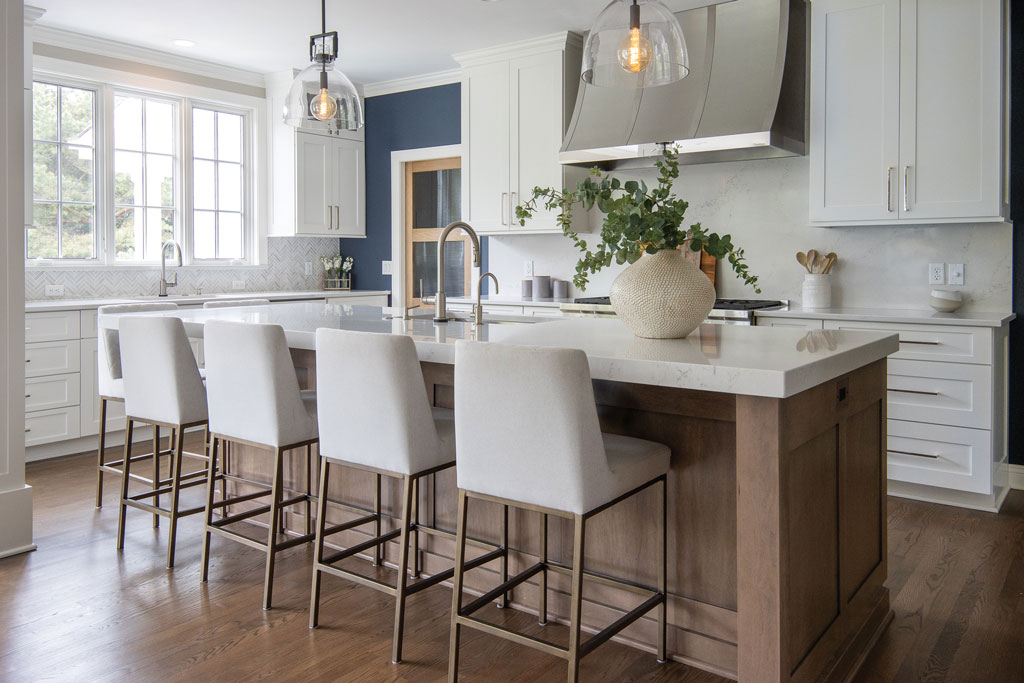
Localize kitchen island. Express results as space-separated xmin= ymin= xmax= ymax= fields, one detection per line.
xmin=99 ymin=302 xmax=899 ymax=683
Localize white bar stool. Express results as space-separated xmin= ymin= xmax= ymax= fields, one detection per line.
xmin=95 ymin=303 xmax=179 ymax=516
xmin=449 ymin=341 xmax=671 ymax=683
xmin=115 ymin=315 xmax=211 ymax=569
xmin=200 ymin=320 xmax=318 ymax=610
xmin=310 ymin=329 xmax=486 ymax=663
xmin=202 ymin=299 xmax=271 ymax=309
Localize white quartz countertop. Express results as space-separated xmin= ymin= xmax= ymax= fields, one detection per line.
xmin=445 ymin=295 xmax=573 ymax=309
xmin=755 ymin=305 xmax=1014 ymax=328
xmin=98 ymin=301 xmax=898 ymax=399
xmin=25 ymin=290 xmax=390 ymax=313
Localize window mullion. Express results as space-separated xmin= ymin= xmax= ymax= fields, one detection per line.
xmin=182 ymin=98 xmax=192 ymax=265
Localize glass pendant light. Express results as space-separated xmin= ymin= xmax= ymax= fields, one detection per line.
xmin=284 ymin=0 xmax=364 ymax=130
xmin=582 ymin=0 xmax=689 ymax=89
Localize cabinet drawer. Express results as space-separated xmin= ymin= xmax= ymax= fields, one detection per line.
xmin=823 ymin=320 xmax=989 ymax=364
xmin=887 ymin=420 xmax=991 ymax=494
xmin=25 ymin=406 xmax=81 ymax=447
xmin=25 ymin=373 xmax=81 ymax=412
xmin=81 ymin=309 xmax=98 ymax=338
xmin=887 ymin=359 xmax=991 ymax=429
xmin=26 ymin=340 xmax=81 ymax=378
xmin=757 ymin=317 xmax=824 ymax=330
xmin=483 ymin=304 xmax=524 ymax=315
xmin=25 ymin=310 xmax=81 ymax=343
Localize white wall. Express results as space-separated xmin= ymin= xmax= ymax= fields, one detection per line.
xmin=0 ymin=0 xmax=35 ymax=559
xmin=487 ymin=155 xmax=1013 ymax=312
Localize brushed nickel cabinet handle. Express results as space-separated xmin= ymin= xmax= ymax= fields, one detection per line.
xmin=888 ymin=449 xmax=939 ymax=459
xmin=886 ymin=167 xmax=894 ymax=212
xmin=888 ymin=387 xmax=941 ymax=396
xmin=327 ymin=203 xmax=333 ymax=230
xmin=510 ymin=192 xmax=517 ymax=224
xmin=899 ymin=339 xmax=940 ymax=345
xmin=903 ymin=165 xmax=910 ymax=212
xmin=501 ymin=192 xmax=508 ymax=225
xmin=335 ymin=205 xmax=341 ymax=230
xmin=25 ymin=428 xmax=31 ymax=433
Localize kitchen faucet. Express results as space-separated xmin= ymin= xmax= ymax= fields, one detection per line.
xmin=158 ymin=240 xmax=182 ymax=297
xmin=473 ymin=272 xmax=498 ymax=326
xmin=424 ymin=221 xmax=481 ymax=322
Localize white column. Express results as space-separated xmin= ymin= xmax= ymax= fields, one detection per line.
xmin=0 ymin=0 xmax=42 ymax=559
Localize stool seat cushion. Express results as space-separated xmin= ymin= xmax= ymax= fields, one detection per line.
xmin=103 ymin=377 xmax=124 ymax=401
xmin=598 ymin=433 xmax=671 ymax=510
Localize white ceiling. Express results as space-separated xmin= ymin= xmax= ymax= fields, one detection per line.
xmin=31 ymin=0 xmax=702 ymax=85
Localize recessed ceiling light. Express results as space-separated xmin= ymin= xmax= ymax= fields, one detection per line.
xmin=171 ymin=39 xmax=196 ymax=48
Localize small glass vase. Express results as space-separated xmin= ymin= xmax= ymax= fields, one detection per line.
xmin=325 ymin=274 xmax=352 ymax=291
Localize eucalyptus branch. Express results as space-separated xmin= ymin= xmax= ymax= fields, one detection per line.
xmin=515 ymin=149 xmax=760 ymax=293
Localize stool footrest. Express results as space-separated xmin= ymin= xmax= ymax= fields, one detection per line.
xmin=275 ymin=532 xmax=315 ymax=551
xmin=209 ymin=488 xmax=271 ymax=509
xmin=546 ymin=562 xmax=657 ymax=597
xmin=212 ymin=504 xmax=272 ymax=527
xmin=404 ymin=567 xmax=455 ymax=596
xmin=322 ymin=513 xmax=379 ymax=538
xmin=322 ymin=527 xmax=401 ymax=565
xmin=455 ymin=614 xmax=567 ymax=659
xmin=122 ymin=498 xmax=205 ymax=519
xmin=128 ymin=476 xmax=207 ymax=501
xmin=578 ymin=592 xmax=665 ymax=658
xmin=315 ymin=563 xmax=396 ymax=594
xmin=207 ymin=525 xmax=266 ymax=551
xmin=459 ymin=561 xmax=542 ymax=618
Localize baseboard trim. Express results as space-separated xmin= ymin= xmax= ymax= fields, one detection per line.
xmin=1010 ymin=464 xmax=1024 ymax=491
xmin=0 ymin=543 xmax=37 ymax=560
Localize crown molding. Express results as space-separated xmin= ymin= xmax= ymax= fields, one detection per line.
xmin=362 ymin=69 xmax=462 ymax=98
xmin=453 ymin=31 xmax=582 ymax=68
xmin=32 ymin=25 xmax=266 ymax=89
xmin=24 ymin=5 xmax=45 ymax=25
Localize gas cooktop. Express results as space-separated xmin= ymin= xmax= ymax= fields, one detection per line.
xmin=571 ymin=297 xmax=785 ymax=311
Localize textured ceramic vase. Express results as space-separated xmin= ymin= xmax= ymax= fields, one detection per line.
xmin=610 ymin=249 xmax=716 ymax=339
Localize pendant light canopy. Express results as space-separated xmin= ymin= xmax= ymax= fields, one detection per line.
xmin=284 ymin=0 xmax=363 ymax=131
xmin=582 ymin=0 xmax=689 ymax=89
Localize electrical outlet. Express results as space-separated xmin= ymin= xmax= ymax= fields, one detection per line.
xmin=948 ymin=263 xmax=964 ymax=286
xmin=232 ymin=280 xmax=245 ymax=290
xmin=382 ymin=260 xmax=393 ymax=275
xmin=523 ymin=260 xmax=534 ymax=277
xmin=44 ymin=284 xmax=64 ymax=297
xmin=928 ymin=263 xmax=945 ymax=285
xmin=304 ymin=261 xmax=312 ymax=276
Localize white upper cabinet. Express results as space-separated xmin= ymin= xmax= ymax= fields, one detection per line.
xmin=456 ymin=33 xmax=586 ymax=236
xmin=810 ymin=0 xmax=1007 ymax=226
xmin=267 ymin=72 xmax=366 ymax=238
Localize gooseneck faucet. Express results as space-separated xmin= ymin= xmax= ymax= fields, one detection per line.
xmin=474 ymin=272 xmax=499 ymax=326
xmin=430 ymin=221 xmax=481 ymax=322
xmin=158 ymin=240 xmax=183 ymax=297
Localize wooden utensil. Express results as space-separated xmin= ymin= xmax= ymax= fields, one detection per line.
xmin=823 ymin=252 xmax=838 ymax=274
xmin=807 ymin=249 xmax=819 ymax=274
xmin=796 ymin=252 xmax=810 ymax=273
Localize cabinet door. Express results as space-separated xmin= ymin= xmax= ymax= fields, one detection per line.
xmin=809 ymin=0 xmax=901 ymax=223
xmin=80 ymin=337 xmax=125 ymax=438
xmin=331 ymin=137 xmax=366 ymax=237
xmin=898 ymin=0 xmax=1003 ymax=220
xmin=510 ymin=51 xmax=564 ymax=232
xmin=295 ymin=132 xmax=332 ymax=234
xmin=464 ymin=61 xmax=510 ymax=232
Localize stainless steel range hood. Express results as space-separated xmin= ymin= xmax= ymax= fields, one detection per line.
xmin=560 ymin=0 xmax=807 ymax=169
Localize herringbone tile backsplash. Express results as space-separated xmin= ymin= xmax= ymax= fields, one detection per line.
xmin=25 ymin=237 xmax=341 ymax=301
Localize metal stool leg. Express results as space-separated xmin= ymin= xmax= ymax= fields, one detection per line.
xmin=539 ymin=512 xmax=548 ymax=625
xmin=116 ymin=418 xmax=135 ymax=550
xmin=309 ymin=456 xmax=331 ymax=628
xmin=373 ymin=473 xmax=382 ymax=566
xmin=305 ymin=444 xmax=313 ymax=537
xmin=262 ymin=447 xmax=285 ymax=610
xmin=152 ymin=425 xmax=161 ymax=528
xmin=657 ymin=476 xmax=668 ymax=663
xmin=411 ymin=476 xmax=420 ymax=579
xmin=165 ymin=428 xmax=185 ymax=569
xmin=200 ymin=436 xmax=220 ymax=582
xmin=447 ymin=489 xmax=469 ymax=683
xmin=498 ymin=503 xmax=510 ymax=608
xmin=95 ymin=398 xmax=108 ymax=508
xmin=391 ymin=475 xmax=415 ymax=663
xmin=567 ymin=513 xmax=587 ymax=683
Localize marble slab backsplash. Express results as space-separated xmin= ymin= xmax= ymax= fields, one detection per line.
xmin=25 ymin=237 xmax=340 ymax=300
xmin=486 ymin=156 xmax=1013 ymax=312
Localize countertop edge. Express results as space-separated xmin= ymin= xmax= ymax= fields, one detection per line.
xmin=755 ymin=307 xmax=1014 ymax=328
xmin=26 ymin=290 xmax=391 ymax=313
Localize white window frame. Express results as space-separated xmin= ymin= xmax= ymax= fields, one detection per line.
xmin=28 ymin=64 xmax=265 ymax=268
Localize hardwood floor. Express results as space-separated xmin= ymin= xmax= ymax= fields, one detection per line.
xmin=1 ymin=447 xmax=1022 ymax=683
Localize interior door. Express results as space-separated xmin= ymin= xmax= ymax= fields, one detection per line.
xmin=809 ymin=0 xmax=900 ymax=223
xmin=405 ymin=158 xmax=469 ymax=311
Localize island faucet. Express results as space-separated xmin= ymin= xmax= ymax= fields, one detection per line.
xmin=427 ymin=221 xmax=481 ymax=322
xmin=473 ymin=272 xmax=498 ymax=325
xmin=158 ymin=240 xmax=182 ymax=297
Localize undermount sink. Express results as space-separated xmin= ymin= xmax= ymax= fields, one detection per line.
xmin=398 ymin=310 xmax=536 ymax=325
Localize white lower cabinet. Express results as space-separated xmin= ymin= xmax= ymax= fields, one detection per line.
xmin=25 ymin=407 xmax=81 ymax=447
xmin=887 ymin=420 xmax=992 ymax=495
xmin=80 ymin=336 xmax=126 ymax=438
xmin=25 ymin=373 xmax=80 ymax=413
xmin=757 ymin=317 xmax=824 ymax=330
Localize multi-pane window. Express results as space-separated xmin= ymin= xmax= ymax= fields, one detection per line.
xmin=29 ymin=82 xmax=97 ymax=259
xmin=192 ymin=107 xmax=244 ymax=260
xmin=113 ymin=94 xmax=177 ymax=261
xmin=28 ymin=77 xmax=252 ymax=265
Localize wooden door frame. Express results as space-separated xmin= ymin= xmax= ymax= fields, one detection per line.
xmin=390 ymin=144 xmax=465 ymax=311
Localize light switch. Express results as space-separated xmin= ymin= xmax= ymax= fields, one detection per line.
xmin=928 ymin=263 xmax=945 ymax=285
xmin=304 ymin=262 xmax=312 ymax=276
xmin=948 ymin=263 xmax=964 ymax=286
xmin=44 ymin=284 xmax=64 ymax=297
xmin=382 ymin=260 xmax=393 ymax=275
xmin=232 ymin=280 xmax=245 ymax=290
xmin=523 ymin=260 xmax=534 ymax=276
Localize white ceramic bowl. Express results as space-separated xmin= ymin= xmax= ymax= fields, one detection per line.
xmin=929 ymin=289 xmax=962 ymax=312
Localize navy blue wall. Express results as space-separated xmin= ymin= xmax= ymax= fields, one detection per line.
xmin=340 ymin=83 xmax=487 ymax=296
xmin=1010 ymin=9 xmax=1023 ymax=466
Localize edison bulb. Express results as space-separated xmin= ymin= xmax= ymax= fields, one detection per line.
xmin=617 ymin=27 xmax=652 ymax=74
xmin=310 ymin=88 xmax=338 ymax=121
